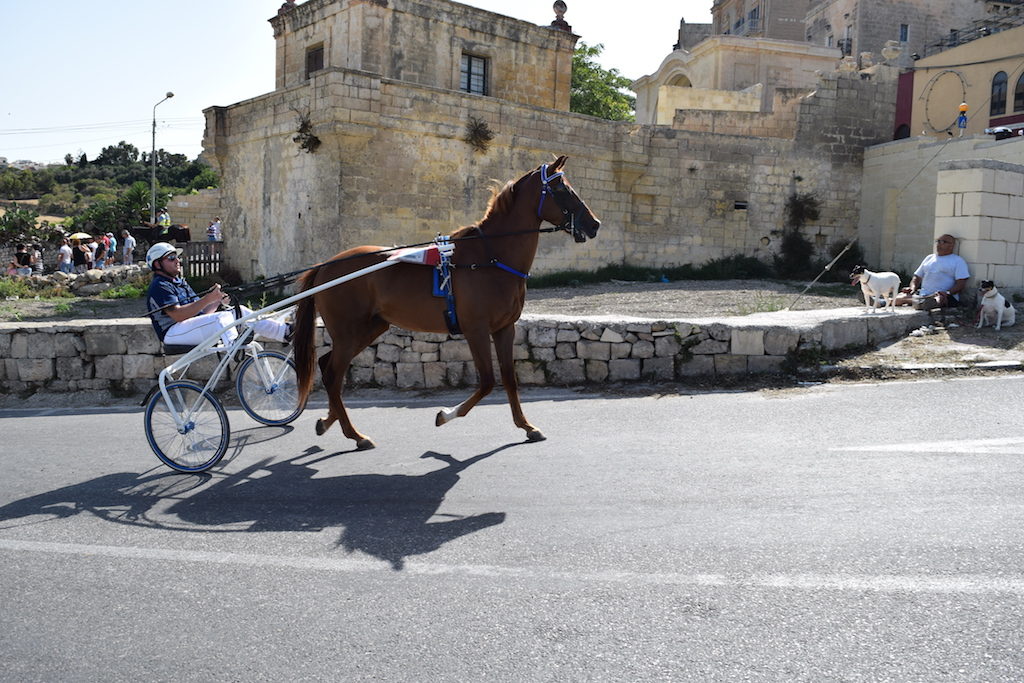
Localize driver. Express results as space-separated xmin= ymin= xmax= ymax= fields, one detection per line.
xmin=145 ymin=242 xmax=291 ymax=348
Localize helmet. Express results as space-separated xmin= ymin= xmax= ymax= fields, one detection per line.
xmin=146 ymin=242 xmax=182 ymax=269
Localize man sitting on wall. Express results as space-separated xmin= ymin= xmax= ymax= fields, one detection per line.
xmin=894 ymin=234 xmax=969 ymax=310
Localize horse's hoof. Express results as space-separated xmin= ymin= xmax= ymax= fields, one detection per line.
xmin=526 ymin=429 xmax=546 ymax=442
xmin=315 ymin=419 xmax=327 ymax=436
xmin=356 ymin=438 xmax=376 ymax=451
xmin=435 ymin=411 xmax=446 ymax=427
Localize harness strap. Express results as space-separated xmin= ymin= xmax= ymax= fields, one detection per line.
xmin=536 ymin=164 xmax=565 ymax=219
xmin=434 ymin=235 xmax=461 ymax=336
xmin=493 ymin=260 xmax=530 ymax=279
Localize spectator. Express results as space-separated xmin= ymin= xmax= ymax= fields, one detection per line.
xmin=86 ymin=236 xmax=99 ymax=268
xmin=9 ymin=244 xmax=35 ymax=277
xmin=207 ymin=217 xmax=222 ymax=242
xmin=71 ymin=238 xmax=91 ymax=273
xmin=894 ymin=234 xmax=970 ymax=310
xmin=56 ymin=238 xmax=74 ymax=274
xmin=122 ymin=229 xmax=136 ymax=265
xmin=105 ymin=232 xmax=117 ymax=267
xmin=93 ymin=236 xmax=107 ymax=270
xmin=31 ymin=244 xmax=43 ymax=275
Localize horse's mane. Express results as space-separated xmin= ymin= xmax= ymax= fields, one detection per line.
xmin=452 ymin=179 xmax=517 ymax=237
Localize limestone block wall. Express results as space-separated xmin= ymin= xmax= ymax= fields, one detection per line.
xmin=166 ymin=189 xmax=223 ymax=236
xmin=935 ymin=159 xmax=1024 ymax=295
xmin=859 ymin=135 xmax=1024 ymax=273
xmin=656 ymin=84 xmax=762 ymax=125
xmin=0 ymin=309 xmax=930 ymax=395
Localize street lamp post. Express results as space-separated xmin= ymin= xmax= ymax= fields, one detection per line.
xmin=150 ymin=92 xmax=174 ymax=227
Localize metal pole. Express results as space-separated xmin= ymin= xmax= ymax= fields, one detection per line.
xmin=150 ymin=92 xmax=174 ymax=227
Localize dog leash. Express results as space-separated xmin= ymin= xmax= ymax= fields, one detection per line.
xmin=785 ymin=238 xmax=857 ymax=311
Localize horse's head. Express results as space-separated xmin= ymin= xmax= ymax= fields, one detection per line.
xmin=532 ymin=156 xmax=601 ymax=243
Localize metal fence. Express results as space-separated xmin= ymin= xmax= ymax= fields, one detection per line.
xmin=182 ymin=241 xmax=223 ymax=279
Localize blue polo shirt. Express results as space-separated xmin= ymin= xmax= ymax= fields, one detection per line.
xmin=147 ymin=274 xmax=199 ymax=340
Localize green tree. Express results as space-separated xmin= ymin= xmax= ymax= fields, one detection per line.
xmin=570 ymin=42 xmax=636 ymax=121
xmin=187 ymin=166 xmax=220 ymax=192
xmin=95 ymin=141 xmax=140 ymax=165
xmin=119 ymin=181 xmax=152 ymax=225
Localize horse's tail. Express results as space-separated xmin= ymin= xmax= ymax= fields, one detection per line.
xmin=293 ymin=267 xmax=321 ymax=407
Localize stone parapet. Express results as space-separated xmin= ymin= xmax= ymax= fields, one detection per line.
xmin=0 ymin=308 xmax=930 ymax=395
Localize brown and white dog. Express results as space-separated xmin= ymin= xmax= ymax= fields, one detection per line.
xmin=850 ymin=265 xmax=900 ymax=313
xmin=976 ymin=280 xmax=1016 ymax=330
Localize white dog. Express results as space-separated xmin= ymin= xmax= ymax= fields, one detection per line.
xmin=976 ymin=280 xmax=1016 ymax=330
xmin=850 ymin=265 xmax=900 ymax=313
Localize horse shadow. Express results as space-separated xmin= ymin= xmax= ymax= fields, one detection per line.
xmin=0 ymin=445 xmax=515 ymax=571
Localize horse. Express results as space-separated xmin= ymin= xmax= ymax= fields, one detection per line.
xmin=292 ymin=155 xmax=601 ymax=450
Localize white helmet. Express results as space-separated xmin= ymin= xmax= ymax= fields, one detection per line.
xmin=146 ymin=242 xmax=182 ymax=269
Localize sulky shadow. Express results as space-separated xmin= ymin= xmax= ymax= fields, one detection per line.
xmin=0 ymin=443 xmax=517 ymax=571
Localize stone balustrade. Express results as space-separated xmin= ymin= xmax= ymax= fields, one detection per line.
xmin=0 ymin=307 xmax=931 ymax=395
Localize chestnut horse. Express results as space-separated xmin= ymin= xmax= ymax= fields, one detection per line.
xmin=292 ymin=155 xmax=600 ymax=449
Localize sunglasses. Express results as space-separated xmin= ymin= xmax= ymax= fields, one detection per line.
xmin=162 ymin=252 xmax=179 ymax=261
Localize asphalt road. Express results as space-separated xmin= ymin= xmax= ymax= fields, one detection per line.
xmin=1 ymin=377 xmax=1023 ymax=681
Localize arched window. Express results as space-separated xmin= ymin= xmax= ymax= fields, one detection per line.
xmin=1015 ymin=72 xmax=1024 ymax=112
xmin=991 ymin=71 xmax=1008 ymax=116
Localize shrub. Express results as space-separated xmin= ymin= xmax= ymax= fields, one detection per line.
xmin=774 ymin=192 xmax=821 ymax=279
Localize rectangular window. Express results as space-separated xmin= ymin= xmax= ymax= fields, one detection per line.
xmin=460 ymin=54 xmax=488 ymax=96
xmin=899 ymin=24 xmax=909 ymax=42
xmin=305 ymin=46 xmax=324 ymax=80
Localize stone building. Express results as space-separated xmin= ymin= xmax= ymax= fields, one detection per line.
xmin=898 ymin=24 xmax=1024 ymax=139
xmin=632 ymin=36 xmax=839 ymax=126
xmin=203 ymin=0 xmax=899 ymax=281
xmin=711 ymin=0 xmax=811 ymax=41
xmin=805 ymin=0 xmax=1022 ymax=68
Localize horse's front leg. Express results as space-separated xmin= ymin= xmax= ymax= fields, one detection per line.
xmin=493 ymin=324 xmax=544 ymax=442
xmin=436 ymin=328 xmax=495 ymax=427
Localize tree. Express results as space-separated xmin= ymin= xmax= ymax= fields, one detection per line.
xmin=94 ymin=141 xmax=140 ymax=166
xmin=570 ymin=42 xmax=636 ymax=122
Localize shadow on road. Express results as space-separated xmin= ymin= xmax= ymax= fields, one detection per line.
xmin=0 ymin=444 xmax=517 ymax=571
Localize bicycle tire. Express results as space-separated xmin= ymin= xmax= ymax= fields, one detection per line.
xmin=144 ymin=381 xmax=230 ymax=472
xmin=236 ymin=351 xmax=303 ymax=426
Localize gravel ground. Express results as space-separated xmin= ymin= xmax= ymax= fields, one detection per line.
xmin=523 ymin=279 xmax=858 ymax=318
xmin=0 ymin=279 xmax=858 ymax=322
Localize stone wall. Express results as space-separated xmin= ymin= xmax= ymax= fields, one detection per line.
xmin=859 ymin=134 xmax=1024 ymax=274
xmin=165 ymin=189 xmax=223 ymax=237
xmin=203 ymin=62 xmax=897 ymax=282
xmin=935 ymin=158 xmax=1024 ymax=294
xmin=0 ymin=309 xmax=930 ymax=395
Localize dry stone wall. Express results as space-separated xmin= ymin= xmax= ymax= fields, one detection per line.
xmin=0 ymin=309 xmax=929 ymax=395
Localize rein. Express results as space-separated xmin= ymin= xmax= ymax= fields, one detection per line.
xmin=221 ymin=163 xmax=573 ymax=297
xmin=222 ymin=225 xmax=557 ymax=298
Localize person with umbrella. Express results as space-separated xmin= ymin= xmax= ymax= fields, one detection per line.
xmin=68 ymin=233 xmax=92 ymax=273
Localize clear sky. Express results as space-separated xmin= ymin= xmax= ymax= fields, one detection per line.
xmin=0 ymin=1 xmax=712 ymax=165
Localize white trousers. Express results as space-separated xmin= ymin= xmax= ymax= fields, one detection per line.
xmin=163 ymin=306 xmax=288 ymax=349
